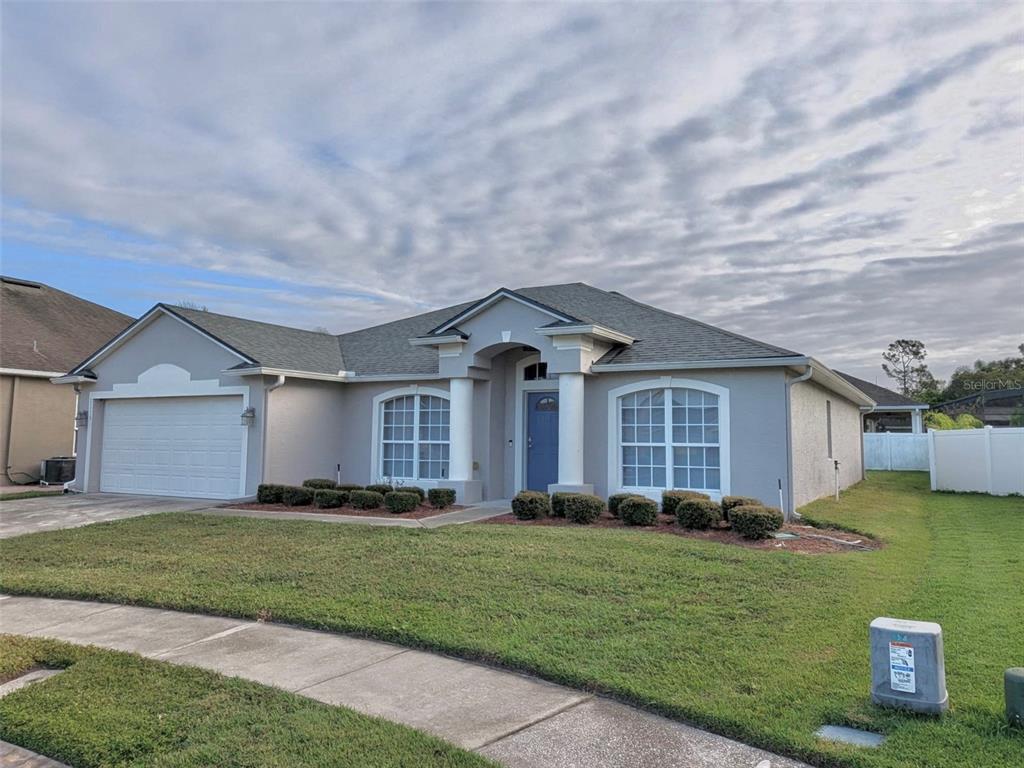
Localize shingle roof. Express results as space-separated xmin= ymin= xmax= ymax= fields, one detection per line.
xmin=835 ymin=372 xmax=927 ymax=407
xmin=0 ymin=276 xmax=132 ymax=373
xmin=170 ymin=305 xmax=345 ymax=375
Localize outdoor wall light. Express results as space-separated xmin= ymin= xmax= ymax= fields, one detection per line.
xmin=75 ymin=410 xmax=89 ymax=428
xmin=240 ymin=407 xmax=256 ymax=427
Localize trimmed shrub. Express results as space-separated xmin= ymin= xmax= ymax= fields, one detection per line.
xmin=428 ymin=488 xmax=457 ymax=509
xmin=511 ymin=490 xmax=550 ymax=520
xmin=336 ymin=483 xmax=364 ymax=491
xmin=550 ymin=492 xmax=571 ymax=518
xmin=257 ymin=484 xmax=285 ymax=504
xmin=563 ymin=494 xmax=605 ymax=524
xmin=676 ymin=498 xmax=723 ymax=530
xmin=366 ymin=483 xmax=394 ymax=496
xmin=731 ymin=505 xmax=784 ymax=540
xmin=661 ymin=490 xmax=711 ymax=517
xmin=608 ymin=493 xmax=641 ymax=518
xmin=395 ymin=485 xmax=425 ymax=502
xmin=350 ymin=490 xmax=384 ymax=510
xmin=721 ymin=495 xmax=762 ymax=522
xmin=384 ymin=491 xmax=419 ymax=514
xmin=302 ymin=478 xmax=336 ymax=490
xmin=313 ymin=489 xmax=347 ymax=509
xmin=620 ymin=496 xmax=658 ymax=526
xmin=281 ymin=486 xmax=314 ymax=507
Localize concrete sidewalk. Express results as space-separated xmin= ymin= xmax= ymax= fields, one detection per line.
xmin=0 ymin=595 xmax=808 ymax=768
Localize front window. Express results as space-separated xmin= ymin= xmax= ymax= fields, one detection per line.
xmin=381 ymin=394 xmax=450 ymax=480
xmin=619 ymin=387 xmax=720 ymax=491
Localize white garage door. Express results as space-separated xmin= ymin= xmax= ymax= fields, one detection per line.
xmin=100 ymin=396 xmax=244 ymax=499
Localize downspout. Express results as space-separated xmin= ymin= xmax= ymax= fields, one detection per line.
xmin=260 ymin=375 xmax=286 ymax=487
xmin=784 ymin=365 xmax=813 ymax=522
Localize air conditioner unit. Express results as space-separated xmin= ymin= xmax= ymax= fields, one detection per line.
xmin=40 ymin=456 xmax=76 ymax=485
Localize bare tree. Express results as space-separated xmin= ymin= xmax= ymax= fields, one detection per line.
xmin=175 ymin=300 xmax=208 ymax=311
xmin=882 ymin=339 xmax=935 ymax=397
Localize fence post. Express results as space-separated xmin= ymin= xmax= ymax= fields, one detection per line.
xmin=984 ymin=426 xmax=994 ymax=494
xmin=887 ymin=430 xmax=894 ymax=471
xmin=928 ymin=429 xmax=937 ymax=491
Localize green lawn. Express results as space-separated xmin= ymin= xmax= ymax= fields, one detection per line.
xmin=0 ymin=634 xmax=491 ymax=767
xmin=1 ymin=473 xmax=1021 ymax=768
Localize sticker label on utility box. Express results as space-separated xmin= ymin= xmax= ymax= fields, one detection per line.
xmin=889 ymin=641 xmax=915 ymax=693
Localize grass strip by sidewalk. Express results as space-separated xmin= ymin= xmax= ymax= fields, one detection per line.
xmin=1 ymin=473 xmax=1021 ymax=768
xmin=0 ymin=634 xmax=493 ymax=768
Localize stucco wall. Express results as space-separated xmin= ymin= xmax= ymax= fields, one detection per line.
xmin=74 ymin=313 xmax=266 ymax=496
xmin=0 ymin=375 xmax=76 ymax=483
xmin=263 ymin=377 xmax=345 ymax=486
xmin=789 ymin=379 xmax=863 ymax=508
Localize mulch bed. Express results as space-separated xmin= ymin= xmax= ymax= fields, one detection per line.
xmin=222 ymin=502 xmax=463 ymax=520
xmin=479 ymin=513 xmax=878 ymax=553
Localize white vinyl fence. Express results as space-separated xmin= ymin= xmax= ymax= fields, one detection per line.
xmin=929 ymin=427 xmax=1024 ymax=496
xmin=864 ymin=432 xmax=930 ymax=471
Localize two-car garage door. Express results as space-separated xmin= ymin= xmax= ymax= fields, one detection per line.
xmin=100 ymin=396 xmax=244 ymax=499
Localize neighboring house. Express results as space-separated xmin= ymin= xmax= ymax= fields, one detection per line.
xmin=0 ymin=276 xmax=132 ymax=484
xmin=56 ymin=283 xmax=874 ymax=512
xmin=835 ymin=372 xmax=928 ymax=433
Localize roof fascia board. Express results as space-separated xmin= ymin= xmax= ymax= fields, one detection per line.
xmin=0 ymin=367 xmax=67 ymax=378
xmin=68 ymin=305 xmax=256 ymax=375
xmin=591 ymin=356 xmax=810 ymax=372
xmin=808 ymin=359 xmax=876 ymax=407
xmin=429 ymin=288 xmax=577 ymax=336
xmin=409 ymin=334 xmax=468 ymax=347
xmin=222 ymin=366 xmax=348 ymax=383
xmin=535 ymin=324 xmax=634 ymax=345
xmin=870 ymin=404 xmax=930 ymax=411
xmin=50 ymin=374 xmax=96 ymax=385
xmin=347 ymin=373 xmax=444 ymax=382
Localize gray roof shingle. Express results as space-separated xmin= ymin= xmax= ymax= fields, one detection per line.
xmin=835 ymin=372 xmax=926 ymax=407
xmin=1 ymin=276 xmax=132 ymax=373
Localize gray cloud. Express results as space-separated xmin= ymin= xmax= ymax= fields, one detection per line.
xmin=1 ymin=1 xmax=1021 ymax=379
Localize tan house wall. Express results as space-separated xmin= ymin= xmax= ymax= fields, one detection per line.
xmin=0 ymin=374 xmax=76 ymax=484
xmin=790 ymin=379 xmax=863 ymax=508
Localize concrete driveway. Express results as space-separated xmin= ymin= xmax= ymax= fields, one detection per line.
xmin=0 ymin=493 xmax=214 ymax=539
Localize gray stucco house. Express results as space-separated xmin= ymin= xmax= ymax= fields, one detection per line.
xmin=55 ymin=283 xmax=874 ymax=513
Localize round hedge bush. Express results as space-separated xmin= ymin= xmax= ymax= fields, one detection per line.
xmin=281 ymin=486 xmax=314 ymax=507
xmin=676 ymin=498 xmax=723 ymax=529
xmin=608 ymin=493 xmax=641 ymax=518
xmin=563 ymin=494 xmax=605 ymax=524
xmin=730 ymin=505 xmax=784 ymax=539
xmin=620 ymin=496 xmax=658 ymax=526
xmin=396 ymin=485 xmax=425 ymax=502
xmin=302 ymin=478 xmax=336 ymax=490
xmin=550 ymin=492 xmax=571 ymax=518
xmin=257 ymin=484 xmax=285 ymax=504
xmin=366 ymin=483 xmax=394 ymax=496
xmin=350 ymin=490 xmax=384 ymax=510
xmin=661 ymin=489 xmax=711 ymax=516
xmin=511 ymin=490 xmax=550 ymax=520
xmin=384 ymin=491 xmax=420 ymax=514
xmin=336 ymin=483 xmax=364 ymax=491
xmin=428 ymin=488 xmax=457 ymax=509
xmin=721 ymin=495 xmax=763 ymax=521
xmin=313 ymin=489 xmax=347 ymax=509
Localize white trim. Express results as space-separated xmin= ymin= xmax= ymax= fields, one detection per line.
xmin=807 ymin=359 xmax=876 ymax=407
xmin=0 ymin=367 xmax=65 ymax=378
xmin=513 ymin=354 xmax=560 ymax=493
xmin=409 ymin=335 xmax=467 ymax=347
xmin=348 ymin=373 xmax=444 ymax=383
xmin=369 ymin=385 xmax=451 ymax=483
xmin=50 ymin=374 xmax=95 ymax=385
xmin=591 ymin=356 xmax=810 ymax=372
xmin=430 ymin=289 xmax=575 ymax=335
xmin=535 ymin=324 xmax=635 ymax=345
xmin=222 ymin=366 xmax=348 ymax=382
xmin=70 ymin=305 xmax=255 ymax=374
xmin=870 ymin=405 xmax=929 ymax=412
xmin=606 ymin=376 xmax=731 ymax=502
xmin=84 ymin=363 xmax=251 ymax=498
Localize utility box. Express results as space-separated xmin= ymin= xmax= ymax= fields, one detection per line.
xmin=870 ymin=617 xmax=948 ymax=714
xmin=1007 ymin=668 xmax=1024 ymax=727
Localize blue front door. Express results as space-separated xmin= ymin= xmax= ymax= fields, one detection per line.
xmin=526 ymin=392 xmax=559 ymax=491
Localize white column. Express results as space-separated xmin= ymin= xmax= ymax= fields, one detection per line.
xmin=911 ymin=410 xmax=923 ymax=434
xmin=558 ymin=372 xmax=585 ymax=486
xmin=449 ymin=377 xmax=474 ymax=481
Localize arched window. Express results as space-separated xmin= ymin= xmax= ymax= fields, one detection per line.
xmin=380 ymin=393 xmax=450 ymax=480
xmin=613 ymin=382 xmax=727 ymax=493
xmin=523 ymin=361 xmax=549 ymax=381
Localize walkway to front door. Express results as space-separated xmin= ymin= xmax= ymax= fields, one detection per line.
xmin=526 ymin=391 xmax=558 ymax=491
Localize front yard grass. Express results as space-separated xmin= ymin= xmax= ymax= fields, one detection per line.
xmin=1 ymin=472 xmax=1021 ymax=768
xmin=0 ymin=634 xmax=491 ymax=767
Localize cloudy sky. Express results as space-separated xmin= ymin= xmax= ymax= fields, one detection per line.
xmin=2 ymin=2 xmax=1021 ymax=381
